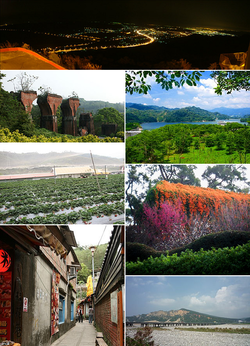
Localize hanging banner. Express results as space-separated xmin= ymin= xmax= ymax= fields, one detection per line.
xmin=23 ymin=297 xmax=28 ymax=312
xmin=0 ymin=271 xmax=12 ymax=342
xmin=86 ymin=275 xmax=93 ymax=297
xmin=51 ymin=271 xmax=60 ymax=335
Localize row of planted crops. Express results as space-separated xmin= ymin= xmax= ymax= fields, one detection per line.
xmin=0 ymin=174 xmax=124 ymax=224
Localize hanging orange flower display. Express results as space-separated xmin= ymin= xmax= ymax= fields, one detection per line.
xmin=152 ymin=181 xmax=250 ymax=218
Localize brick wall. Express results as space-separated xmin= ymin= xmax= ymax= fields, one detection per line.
xmin=20 ymin=91 xmax=37 ymax=114
xmin=95 ymin=283 xmax=123 ymax=346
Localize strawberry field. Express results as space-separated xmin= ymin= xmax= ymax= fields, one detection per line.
xmin=0 ymin=174 xmax=124 ymax=224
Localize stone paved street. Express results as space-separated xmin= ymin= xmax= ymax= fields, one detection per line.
xmin=51 ymin=320 xmax=96 ymax=346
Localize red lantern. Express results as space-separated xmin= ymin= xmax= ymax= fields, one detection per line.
xmin=0 ymin=249 xmax=11 ymax=272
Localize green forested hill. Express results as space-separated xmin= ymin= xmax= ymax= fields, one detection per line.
xmin=126 ymin=105 xmax=230 ymax=123
xmin=78 ymin=98 xmax=124 ymax=115
xmin=126 ymin=103 xmax=172 ymax=111
xmin=74 ymin=243 xmax=108 ymax=283
xmin=126 ymin=308 xmax=243 ymax=324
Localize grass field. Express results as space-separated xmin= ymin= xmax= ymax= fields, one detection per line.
xmin=167 ymin=145 xmax=249 ymax=164
xmin=126 ymin=123 xmax=250 ymax=164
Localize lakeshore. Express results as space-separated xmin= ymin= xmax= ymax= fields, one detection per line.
xmin=140 ymin=119 xmax=247 ymax=130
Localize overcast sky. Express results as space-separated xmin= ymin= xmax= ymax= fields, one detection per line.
xmin=1 ymin=70 xmax=125 ymax=104
xmin=126 ymin=164 xmax=250 ymax=190
xmin=0 ymin=142 xmax=125 ymax=159
xmin=126 ymin=71 xmax=250 ymax=110
xmin=70 ymin=225 xmax=113 ymax=247
xmin=126 ymin=276 xmax=250 ymax=319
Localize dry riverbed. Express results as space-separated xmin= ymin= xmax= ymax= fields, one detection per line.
xmin=126 ymin=325 xmax=250 ymax=346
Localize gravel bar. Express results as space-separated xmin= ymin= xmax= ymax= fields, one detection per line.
xmin=126 ymin=326 xmax=250 ymax=346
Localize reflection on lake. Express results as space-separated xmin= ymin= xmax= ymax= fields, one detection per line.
xmin=141 ymin=119 xmax=247 ymax=130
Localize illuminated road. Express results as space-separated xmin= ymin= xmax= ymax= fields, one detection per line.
xmin=115 ymin=30 xmax=155 ymax=49
xmin=136 ymin=30 xmax=155 ymax=45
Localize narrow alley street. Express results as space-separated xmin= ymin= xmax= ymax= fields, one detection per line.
xmin=51 ymin=320 xmax=96 ymax=346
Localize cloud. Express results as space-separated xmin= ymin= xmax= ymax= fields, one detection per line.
xmin=190 ymin=297 xmax=206 ymax=306
xmin=143 ymin=94 xmax=152 ymax=99
xmin=127 ymin=72 xmax=250 ymax=111
xmin=179 ymin=101 xmax=193 ymax=107
xmin=200 ymin=78 xmax=217 ymax=88
xmin=178 ymin=83 xmax=250 ymax=109
xmin=183 ymin=81 xmax=215 ymax=97
xmin=145 ymin=75 xmax=158 ymax=87
xmin=187 ymin=283 xmax=250 ymax=318
xmin=215 ymin=286 xmax=228 ymax=303
xmin=149 ymin=298 xmax=176 ymax=306
xmin=128 ymin=277 xmax=155 ymax=287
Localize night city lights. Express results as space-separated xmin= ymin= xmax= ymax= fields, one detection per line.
xmin=1 ymin=0 xmax=250 ymax=69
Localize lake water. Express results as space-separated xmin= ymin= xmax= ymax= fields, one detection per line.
xmin=141 ymin=119 xmax=247 ymax=130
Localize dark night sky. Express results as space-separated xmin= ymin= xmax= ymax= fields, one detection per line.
xmin=1 ymin=0 xmax=250 ymax=31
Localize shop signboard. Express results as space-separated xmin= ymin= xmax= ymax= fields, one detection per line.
xmin=110 ymin=290 xmax=118 ymax=324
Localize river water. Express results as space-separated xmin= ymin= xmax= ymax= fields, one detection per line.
xmin=126 ymin=325 xmax=250 ymax=346
xmin=141 ymin=119 xmax=247 ymax=130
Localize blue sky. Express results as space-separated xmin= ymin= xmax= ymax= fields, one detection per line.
xmin=126 ymin=276 xmax=250 ymax=319
xmin=126 ymin=71 xmax=250 ymax=111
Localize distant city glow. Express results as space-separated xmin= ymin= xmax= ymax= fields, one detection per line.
xmin=0 ymin=22 xmax=236 ymax=54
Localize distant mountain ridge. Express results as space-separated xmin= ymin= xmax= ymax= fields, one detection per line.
xmin=127 ymin=308 xmax=249 ymax=324
xmin=127 ymin=103 xmax=250 ymax=117
xmin=78 ymin=98 xmax=124 ymax=115
xmin=0 ymin=151 xmax=123 ymax=170
xmin=126 ymin=104 xmax=230 ymax=123
xmin=210 ymin=107 xmax=250 ymax=117
xmin=126 ymin=103 xmax=174 ymax=111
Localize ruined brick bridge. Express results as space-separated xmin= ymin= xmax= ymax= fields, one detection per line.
xmin=126 ymin=321 xmax=222 ymax=327
xmin=12 ymin=90 xmax=118 ymax=137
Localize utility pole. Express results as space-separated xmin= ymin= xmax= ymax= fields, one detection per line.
xmin=90 ymin=151 xmax=101 ymax=192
